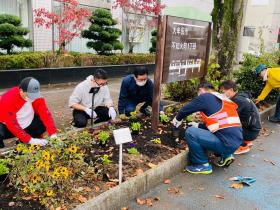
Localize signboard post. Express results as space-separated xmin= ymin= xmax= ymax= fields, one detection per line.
xmin=113 ymin=128 xmax=133 ymax=184
xmin=152 ymin=15 xmax=212 ymax=130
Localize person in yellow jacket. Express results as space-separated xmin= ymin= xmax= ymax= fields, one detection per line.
xmin=255 ymin=64 xmax=280 ymax=123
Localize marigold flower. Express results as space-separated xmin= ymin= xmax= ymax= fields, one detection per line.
xmin=42 ymin=150 xmax=50 ymax=161
xmin=32 ymin=174 xmax=40 ymax=184
xmin=46 ymin=189 xmax=54 ymax=197
xmin=23 ymin=186 xmax=29 ymax=193
xmin=67 ymin=145 xmax=78 ymax=153
xmin=60 ymin=166 xmax=69 ymax=179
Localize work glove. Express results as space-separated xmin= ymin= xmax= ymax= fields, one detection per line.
xmin=188 ymin=122 xmax=199 ymax=128
xmin=108 ymin=107 xmax=117 ymax=120
xmin=119 ymin=114 xmax=129 ymax=120
xmin=172 ymin=117 xmax=182 ymax=128
xmin=85 ymin=107 xmax=97 ymax=118
xmin=28 ymin=138 xmax=49 ymax=146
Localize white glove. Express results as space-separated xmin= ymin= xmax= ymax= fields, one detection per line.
xmin=85 ymin=107 xmax=97 ymax=118
xmin=172 ymin=117 xmax=182 ymax=128
xmin=188 ymin=122 xmax=199 ymax=128
xmin=50 ymin=134 xmax=57 ymax=139
xmin=108 ymin=107 xmax=117 ymax=120
xmin=28 ymin=138 xmax=49 ymax=146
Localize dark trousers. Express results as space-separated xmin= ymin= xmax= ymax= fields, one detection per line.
xmin=0 ymin=115 xmax=46 ymax=148
xmin=73 ymin=106 xmax=111 ymax=128
xmin=274 ymin=95 xmax=280 ymax=119
xmin=242 ymin=128 xmax=260 ymax=142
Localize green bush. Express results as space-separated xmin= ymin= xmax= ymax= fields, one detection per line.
xmin=234 ymin=52 xmax=280 ymax=102
xmin=149 ymin=29 xmax=157 ymax=53
xmin=0 ymin=159 xmax=9 ymax=176
xmin=0 ymin=52 xmax=155 ymax=70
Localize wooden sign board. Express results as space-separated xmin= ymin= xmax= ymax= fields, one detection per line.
xmin=151 ymin=15 xmax=211 ymax=130
xmin=162 ymin=16 xmax=211 ymax=83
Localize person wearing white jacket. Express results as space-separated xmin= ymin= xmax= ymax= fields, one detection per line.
xmin=69 ymin=69 xmax=117 ymax=128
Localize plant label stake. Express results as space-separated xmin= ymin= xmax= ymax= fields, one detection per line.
xmin=113 ymin=127 xmax=133 ymax=184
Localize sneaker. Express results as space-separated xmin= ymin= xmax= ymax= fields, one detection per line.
xmin=217 ymin=154 xmax=235 ymax=167
xmin=184 ymin=163 xmax=213 ymax=174
xmin=234 ymin=145 xmax=250 ymax=155
xmin=244 ymin=141 xmax=253 ymax=147
xmin=268 ymin=116 xmax=280 ymax=123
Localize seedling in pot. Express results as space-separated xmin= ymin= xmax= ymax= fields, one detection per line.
xmin=127 ymin=147 xmax=139 ymax=155
xmin=98 ymin=131 xmax=110 ymax=145
xmin=130 ymin=122 xmax=141 ymax=135
xmin=101 ymin=154 xmax=111 ymax=166
xmin=160 ymin=113 xmax=169 ymax=124
xmin=151 ymin=138 xmax=161 ymax=144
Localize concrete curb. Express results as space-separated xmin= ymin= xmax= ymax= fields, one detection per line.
xmin=72 ymin=104 xmax=275 ymax=210
xmin=259 ymin=104 xmax=276 ymax=122
xmin=74 ymin=151 xmax=188 ymax=210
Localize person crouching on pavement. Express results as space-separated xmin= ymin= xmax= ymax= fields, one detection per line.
xmin=118 ymin=66 xmax=164 ymax=118
xmin=220 ymin=80 xmax=261 ymax=155
xmin=0 ymin=77 xmax=57 ymax=148
xmin=69 ymin=69 xmax=117 ymax=128
xmin=172 ymin=82 xmax=243 ymax=174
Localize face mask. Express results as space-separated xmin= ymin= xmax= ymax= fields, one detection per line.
xmin=136 ymin=80 xmax=147 ymax=86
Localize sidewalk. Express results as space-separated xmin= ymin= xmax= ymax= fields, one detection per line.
xmin=128 ymin=121 xmax=280 ymax=210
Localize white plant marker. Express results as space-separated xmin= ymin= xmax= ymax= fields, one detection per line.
xmin=113 ymin=127 xmax=133 ymax=184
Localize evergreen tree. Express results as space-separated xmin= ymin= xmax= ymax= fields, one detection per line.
xmin=0 ymin=14 xmax=32 ymax=54
xmin=82 ymin=8 xmax=123 ymax=55
xmin=149 ymin=29 xmax=157 ymax=53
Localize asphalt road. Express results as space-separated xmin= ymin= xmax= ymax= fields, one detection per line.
xmin=128 ymin=121 xmax=280 ymax=210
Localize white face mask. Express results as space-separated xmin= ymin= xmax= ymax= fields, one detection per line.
xmin=136 ymin=80 xmax=147 ymax=86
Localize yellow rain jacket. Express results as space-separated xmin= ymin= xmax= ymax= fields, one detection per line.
xmin=257 ymin=67 xmax=280 ymax=101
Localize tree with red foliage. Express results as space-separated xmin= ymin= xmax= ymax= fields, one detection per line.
xmin=34 ymin=0 xmax=91 ymax=53
xmin=114 ymin=0 xmax=165 ymax=53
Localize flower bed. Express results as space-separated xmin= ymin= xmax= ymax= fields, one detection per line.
xmin=0 ymin=106 xmax=188 ymax=210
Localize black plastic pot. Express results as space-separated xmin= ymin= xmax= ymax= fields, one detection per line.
xmin=131 ymin=130 xmax=139 ymax=135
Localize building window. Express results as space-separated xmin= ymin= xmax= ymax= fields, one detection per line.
xmin=243 ymin=27 xmax=255 ymax=37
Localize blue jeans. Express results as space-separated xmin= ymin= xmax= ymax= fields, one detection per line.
xmin=274 ymin=95 xmax=280 ymax=119
xmin=185 ymin=127 xmax=236 ymax=165
xmin=124 ymin=100 xmax=163 ymax=116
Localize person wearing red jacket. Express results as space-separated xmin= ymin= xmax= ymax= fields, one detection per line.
xmin=0 ymin=77 xmax=57 ymax=148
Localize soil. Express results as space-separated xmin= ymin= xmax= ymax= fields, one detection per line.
xmin=0 ymin=113 xmax=188 ymax=210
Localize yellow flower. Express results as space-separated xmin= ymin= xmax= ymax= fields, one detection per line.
xmin=23 ymin=186 xmax=29 ymax=193
xmin=60 ymin=166 xmax=69 ymax=179
xmin=35 ymin=160 xmax=43 ymax=169
xmin=50 ymin=155 xmax=55 ymax=162
xmin=52 ymin=168 xmax=61 ymax=179
xmin=67 ymin=145 xmax=78 ymax=153
xmin=16 ymin=144 xmax=24 ymax=152
xmin=31 ymin=174 xmax=40 ymax=184
xmin=28 ymin=165 xmax=34 ymax=172
xmin=43 ymin=162 xmax=50 ymax=171
xmin=42 ymin=150 xmax=50 ymax=161
xmin=46 ymin=189 xmax=54 ymax=197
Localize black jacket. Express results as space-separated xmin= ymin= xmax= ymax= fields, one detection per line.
xmin=231 ymin=92 xmax=261 ymax=131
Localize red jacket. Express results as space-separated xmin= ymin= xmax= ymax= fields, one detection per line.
xmin=0 ymin=87 xmax=56 ymax=142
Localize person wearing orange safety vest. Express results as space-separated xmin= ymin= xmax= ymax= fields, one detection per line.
xmin=172 ymin=82 xmax=243 ymax=174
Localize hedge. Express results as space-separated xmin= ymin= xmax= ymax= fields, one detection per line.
xmin=0 ymin=52 xmax=156 ymax=70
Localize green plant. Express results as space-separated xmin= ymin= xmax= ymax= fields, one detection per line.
xmin=82 ymin=8 xmax=123 ymax=55
xmin=131 ymin=122 xmax=141 ymax=131
xmin=101 ymin=154 xmax=112 ymax=165
xmin=165 ymin=106 xmax=174 ymax=114
xmin=0 ymin=159 xmax=9 ymax=176
xmin=160 ymin=113 xmax=169 ymax=123
xmin=184 ymin=115 xmax=193 ymax=122
xmin=149 ymin=29 xmax=157 ymax=53
xmin=0 ymin=14 xmax=32 ymax=54
xmin=127 ymin=147 xmax=139 ymax=155
xmin=98 ymin=131 xmax=110 ymax=145
xmin=234 ymin=52 xmax=280 ymax=102
xmin=164 ymin=79 xmax=199 ymax=102
xmin=151 ymin=138 xmax=161 ymax=144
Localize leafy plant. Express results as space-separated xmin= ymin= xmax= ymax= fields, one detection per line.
xmin=101 ymin=154 xmax=112 ymax=165
xmin=127 ymin=147 xmax=139 ymax=155
xmin=0 ymin=159 xmax=9 ymax=176
xmin=131 ymin=122 xmax=141 ymax=131
xmin=149 ymin=29 xmax=157 ymax=53
xmin=160 ymin=113 xmax=169 ymax=123
xmin=184 ymin=115 xmax=193 ymax=122
xmin=82 ymin=8 xmax=123 ymax=55
xmin=151 ymin=138 xmax=161 ymax=144
xmin=165 ymin=106 xmax=174 ymax=114
xmin=98 ymin=131 xmax=110 ymax=145
xmin=0 ymin=14 xmax=32 ymax=54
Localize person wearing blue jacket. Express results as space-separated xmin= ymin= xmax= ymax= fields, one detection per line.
xmin=172 ymin=82 xmax=243 ymax=174
xmin=118 ymin=66 xmax=163 ymax=117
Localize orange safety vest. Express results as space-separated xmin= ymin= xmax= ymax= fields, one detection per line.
xmin=200 ymin=92 xmax=241 ymax=133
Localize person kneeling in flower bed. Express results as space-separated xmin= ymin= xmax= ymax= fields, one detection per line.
xmin=172 ymin=82 xmax=243 ymax=174
xmin=69 ymin=69 xmax=117 ymax=128
xmin=0 ymin=77 xmax=57 ymax=148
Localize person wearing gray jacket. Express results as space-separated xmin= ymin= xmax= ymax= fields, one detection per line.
xmin=69 ymin=69 xmax=117 ymax=128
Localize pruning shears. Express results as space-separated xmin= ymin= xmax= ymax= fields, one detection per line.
xmin=229 ymin=176 xmax=256 ymax=186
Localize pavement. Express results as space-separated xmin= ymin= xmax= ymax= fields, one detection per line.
xmin=128 ymin=121 xmax=280 ymax=210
